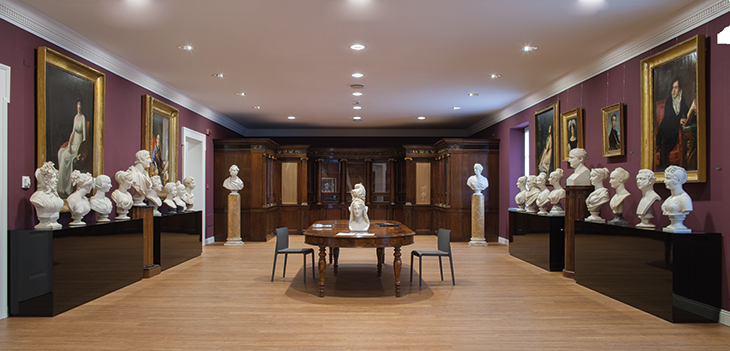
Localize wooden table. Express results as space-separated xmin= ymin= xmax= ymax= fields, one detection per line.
xmin=304 ymin=220 xmax=415 ymax=297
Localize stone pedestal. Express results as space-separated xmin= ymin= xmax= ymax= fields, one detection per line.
xmin=469 ymin=193 xmax=488 ymax=246
xmin=225 ymin=193 xmax=244 ymax=246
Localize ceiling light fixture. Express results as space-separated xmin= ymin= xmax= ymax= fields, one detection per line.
xmin=212 ymin=73 xmax=225 ymax=78
xmin=177 ymin=45 xmax=193 ymax=51
xmin=235 ymin=92 xmax=245 ymax=96
xmin=253 ymin=106 xmax=261 ymax=109
xmin=490 ymin=74 xmax=502 ymax=79
xmin=350 ymin=44 xmax=365 ymax=50
xmin=468 ymin=93 xmax=478 ymax=97
xmin=522 ymin=45 xmax=538 ymax=52
xmin=352 ymin=92 xmax=363 ymax=96
xmin=350 ymin=84 xmax=365 ymax=89
xmin=353 ymin=101 xmax=362 ymax=110
xmin=353 ymin=116 xmax=362 ymax=121
xmin=288 ymin=116 xmax=296 ymax=120
xmin=351 ymin=73 xmax=364 ymax=78
xmin=453 ymin=106 xmax=462 ymax=110
xmin=417 ymin=116 xmax=426 ymax=120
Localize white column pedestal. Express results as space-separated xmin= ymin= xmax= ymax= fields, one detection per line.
xmin=469 ymin=193 xmax=488 ymax=246
xmin=225 ymin=193 xmax=244 ymax=246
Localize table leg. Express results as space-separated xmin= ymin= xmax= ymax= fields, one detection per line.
xmin=318 ymin=246 xmax=327 ymax=297
xmin=376 ymin=247 xmax=384 ymax=277
xmin=333 ymin=247 xmax=340 ymax=277
xmin=393 ymin=246 xmax=402 ymax=297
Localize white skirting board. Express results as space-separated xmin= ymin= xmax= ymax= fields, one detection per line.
xmin=205 ymin=237 xmax=215 ymax=245
xmin=498 ymin=236 xmax=509 ymax=245
xmin=719 ymin=309 xmax=730 ymax=327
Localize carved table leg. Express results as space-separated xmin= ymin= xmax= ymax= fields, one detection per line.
xmin=376 ymin=247 xmax=384 ymax=277
xmin=333 ymin=247 xmax=340 ymax=277
xmin=393 ymin=246 xmax=402 ymax=297
xmin=318 ymin=246 xmax=327 ymax=297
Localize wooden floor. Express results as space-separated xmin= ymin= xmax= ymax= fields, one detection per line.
xmin=2 ymin=235 xmax=730 ymax=350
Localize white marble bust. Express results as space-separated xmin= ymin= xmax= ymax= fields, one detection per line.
xmin=148 ymin=175 xmax=163 ymax=216
xmin=547 ymin=168 xmax=565 ymax=215
xmin=224 ymin=164 xmax=244 ymax=194
xmin=163 ymin=182 xmax=178 ymax=213
xmin=129 ymin=150 xmax=153 ymax=206
xmin=174 ymin=181 xmax=187 ymax=210
xmin=90 ymin=174 xmax=113 ymax=223
xmin=514 ymin=176 xmax=527 ymax=212
xmin=181 ymin=176 xmax=195 ymax=211
xmin=111 ymin=169 xmax=134 ymax=221
xmin=635 ymin=169 xmax=661 ymax=229
xmin=566 ymin=148 xmax=590 ymax=186
xmin=661 ymin=166 xmax=693 ymax=233
xmin=30 ymin=161 xmax=64 ymax=230
xmin=535 ymin=172 xmax=551 ymax=215
xmin=466 ymin=163 xmax=489 ymax=194
xmin=607 ymin=167 xmax=631 ymax=226
xmin=524 ymin=175 xmax=540 ymax=214
xmin=67 ymin=170 xmax=94 ymax=227
xmin=585 ymin=168 xmax=610 ymax=223
xmin=348 ymin=183 xmax=370 ymax=231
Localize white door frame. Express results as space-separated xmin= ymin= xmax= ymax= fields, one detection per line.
xmin=1 ymin=63 xmax=11 ymax=319
xmin=181 ymin=127 xmax=208 ymax=245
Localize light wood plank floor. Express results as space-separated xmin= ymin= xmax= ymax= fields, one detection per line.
xmin=2 ymin=235 xmax=729 ymax=350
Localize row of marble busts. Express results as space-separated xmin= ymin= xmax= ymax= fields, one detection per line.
xmin=31 ymin=150 xmax=196 ymax=230
xmin=514 ymin=169 xmax=566 ymax=216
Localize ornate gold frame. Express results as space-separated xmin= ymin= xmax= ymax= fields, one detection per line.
xmin=561 ymin=108 xmax=583 ymax=161
xmin=534 ymin=101 xmax=559 ymax=175
xmin=640 ymin=35 xmax=705 ymax=182
xmin=142 ymin=95 xmax=179 ymax=189
xmin=601 ymin=103 xmax=625 ymax=158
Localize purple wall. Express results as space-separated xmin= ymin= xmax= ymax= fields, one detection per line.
xmin=0 ymin=19 xmax=243 ymax=239
xmin=472 ymin=13 xmax=730 ymax=310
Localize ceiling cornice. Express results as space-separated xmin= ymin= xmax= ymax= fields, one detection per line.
xmin=466 ymin=0 xmax=730 ymax=136
xmin=245 ymin=128 xmax=468 ymax=138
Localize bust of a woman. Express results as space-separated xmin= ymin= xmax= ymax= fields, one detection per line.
xmin=111 ymin=169 xmax=134 ymax=221
xmin=68 ymin=170 xmax=94 ymax=227
xmin=223 ymin=164 xmax=244 ymax=194
xmin=90 ymin=174 xmax=113 ymax=223
xmin=547 ymin=168 xmax=565 ymax=215
xmin=566 ymin=148 xmax=590 ymax=186
xmin=148 ymin=175 xmax=163 ymax=216
xmin=661 ymin=166 xmax=693 ymax=233
xmin=635 ymin=169 xmax=661 ymax=229
xmin=535 ymin=172 xmax=551 ymax=215
xmin=466 ymin=163 xmax=489 ymax=194
xmin=163 ymin=182 xmax=178 ymax=213
xmin=585 ymin=168 xmax=610 ymax=223
xmin=349 ymin=183 xmax=370 ymax=231
xmin=524 ymin=175 xmax=540 ymax=214
xmin=30 ymin=161 xmax=64 ymax=230
xmin=514 ymin=176 xmax=527 ymax=212
xmin=607 ymin=167 xmax=631 ymax=226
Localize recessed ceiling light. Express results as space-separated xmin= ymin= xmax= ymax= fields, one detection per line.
xmin=253 ymin=106 xmax=261 ymax=109
xmin=351 ymin=73 xmax=364 ymax=78
xmin=522 ymin=45 xmax=538 ymax=52
xmin=353 ymin=116 xmax=362 ymax=121
xmin=235 ymin=92 xmax=245 ymax=96
xmin=468 ymin=93 xmax=478 ymax=97
xmin=212 ymin=73 xmax=225 ymax=78
xmin=350 ymin=44 xmax=365 ymax=50
xmin=353 ymin=106 xmax=362 ymax=110
xmin=350 ymin=84 xmax=365 ymax=89
xmin=453 ymin=106 xmax=462 ymax=110
xmin=287 ymin=116 xmax=296 ymax=120
xmin=177 ymin=45 xmax=193 ymax=51
xmin=417 ymin=116 xmax=426 ymax=120
xmin=490 ymin=74 xmax=502 ymax=79
xmin=352 ymin=92 xmax=363 ymax=96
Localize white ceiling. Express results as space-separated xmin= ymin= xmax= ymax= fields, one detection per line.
xmin=6 ymin=0 xmax=728 ymax=136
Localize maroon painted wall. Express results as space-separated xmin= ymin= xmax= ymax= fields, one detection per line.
xmin=471 ymin=14 xmax=730 ymax=310
xmin=0 ymin=19 xmax=243 ymax=239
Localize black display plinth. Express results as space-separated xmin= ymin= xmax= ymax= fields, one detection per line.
xmin=153 ymin=211 xmax=202 ymax=271
xmin=508 ymin=210 xmax=565 ymax=272
xmin=574 ymin=221 xmax=721 ymax=323
xmin=9 ymin=220 xmax=144 ymax=316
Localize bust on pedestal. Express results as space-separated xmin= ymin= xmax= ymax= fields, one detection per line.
xmin=349 ymin=183 xmax=370 ymax=231
xmin=68 ymin=170 xmax=94 ymax=227
xmin=661 ymin=166 xmax=693 ymax=233
xmin=90 ymin=174 xmax=113 ymax=223
xmin=524 ymin=175 xmax=540 ymax=214
xmin=163 ymin=182 xmax=178 ymax=213
xmin=30 ymin=161 xmax=64 ymax=230
xmin=148 ymin=175 xmax=163 ymax=216
xmin=466 ymin=163 xmax=488 ymax=246
xmin=111 ymin=169 xmax=134 ymax=221
xmin=566 ymin=148 xmax=590 ymax=186
xmin=635 ymin=169 xmax=661 ymax=229
xmin=174 ymin=181 xmax=187 ymax=212
xmin=607 ymin=167 xmax=631 ymax=226
xmin=129 ymin=150 xmax=153 ymax=207
xmin=585 ymin=168 xmax=609 ymax=223
xmin=514 ymin=176 xmax=527 ymax=212
xmin=182 ymin=176 xmax=195 ymax=212
xmin=547 ymin=169 xmax=565 ymax=215
xmin=535 ymin=172 xmax=551 ymax=216
xmin=224 ymin=164 xmax=244 ymax=246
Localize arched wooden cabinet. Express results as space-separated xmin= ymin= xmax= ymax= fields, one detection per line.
xmin=214 ymin=138 xmax=499 ymax=242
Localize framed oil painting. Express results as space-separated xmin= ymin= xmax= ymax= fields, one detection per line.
xmin=561 ymin=108 xmax=583 ymax=161
xmin=321 ymin=177 xmax=337 ymax=193
xmin=36 ymin=46 xmax=105 ymax=200
xmin=602 ymin=103 xmax=625 ymax=157
xmin=641 ymin=34 xmax=705 ymax=182
xmin=534 ymin=101 xmax=559 ymax=175
xmin=142 ymin=95 xmax=179 ymax=188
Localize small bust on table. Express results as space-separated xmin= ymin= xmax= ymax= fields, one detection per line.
xmin=547 ymin=168 xmax=565 ymax=215
xmin=224 ymin=164 xmax=244 ymax=194
xmin=67 ymin=170 xmax=94 ymax=227
xmin=30 ymin=161 xmax=64 ymax=230
xmin=163 ymin=182 xmax=178 ymax=213
xmin=585 ymin=168 xmax=610 ymax=223
xmin=174 ymin=181 xmax=187 ymax=211
xmin=90 ymin=174 xmax=113 ymax=223
xmin=514 ymin=176 xmax=528 ymax=212
xmin=148 ymin=175 xmax=163 ymax=216
xmin=466 ymin=163 xmax=489 ymax=194
xmin=348 ymin=183 xmax=370 ymax=231
xmin=635 ymin=169 xmax=662 ymax=229
xmin=181 ymin=176 xmax=195 ymax=212
xmin=535 ymin=172 xmax=551 ymax=215
xmin=607 ymin=167 xmax=631 ymax=226
xmin=111 ymin=169 xmax=134 ymax=221
xmin=524 ymin=175 xmax=540 ymax=214
xmin=661 ymin=166 xmax=693 ymax=233
xmin=566 ymin=148 xmax=590 ymax=186
xmin=128 ymin=150 xmax=153 ymax=207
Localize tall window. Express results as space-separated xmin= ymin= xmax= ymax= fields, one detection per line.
xmin=524 ymin=127 xmax=530 ymax=177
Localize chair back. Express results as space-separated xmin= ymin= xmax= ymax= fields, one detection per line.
xmin=275 ymin=227 xmax=289 ymax=251
xmin=437 ymin=228 xmax=451 ymax=253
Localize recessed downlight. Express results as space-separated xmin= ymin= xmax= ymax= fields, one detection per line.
xmin=253 ymin=106 xmax=261 ymax=109
xmin=351 ymin=73 xmax=364 ymax=78
xmin=287 ymin=116 xmax=296 ymax=120
xmin=453 ymin=106 xmax=462 ymax=110
xmin=490 ymin=74 xmax=503 ymax=79
xmin=352 ymin=92 xmax=363 ymax=97
xmin=522 ymin=45 xmax=538 ymax=52
xmin=177 ymin=45 xmax=193 ymax=51
xmin=353 ymin=116 xmax=362 ymax=121
xmin=350 ymin=44 xmax=365 ymax=50
xmin=353 ymin=106 xmax=362 ymax=110
xmin=417 ymin=116 xmax=426 ymax=120
xmin=468 ymin=93 xmax=478 ymax=97
xmin=235 ymin=92 xmax=245 ymax=96
xmin=212 ymin=73 xmax=225 ymax=78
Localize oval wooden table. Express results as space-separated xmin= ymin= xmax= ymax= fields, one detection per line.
xmin=304 ymin=220 xmax=415 ymax=297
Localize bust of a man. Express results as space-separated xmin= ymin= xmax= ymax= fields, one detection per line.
xmin=566 ymin=148 xmax=590 ymax=186
xmin=30 ymin=161 xmax=64 ymax=230
xmin=181 ymin=176 xmax=195 ymax=211
xmin=223 ymin=164 xmax=244 ymax=194
xmin=348 ymin=183 xmax=370 ymax=231
xmin=129 ymin=149 xmax=153 ymax=206
xmin=466 ymin=163 xmax=489 ymax=194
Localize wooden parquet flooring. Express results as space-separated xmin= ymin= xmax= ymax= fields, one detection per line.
xmin=1 ymin=235 xmax=729 ymax=350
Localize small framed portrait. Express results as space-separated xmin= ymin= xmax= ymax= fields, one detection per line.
xmin=561 ymin=108 xmax=583 ymax=161
xmin=36 ymin=47 xmax=105 ymax=201
xmin=640 ymin=34 xmax=705 ymax=182
xmin=321 ymin=177 xmax=337 ymax=193
xmin=142 ymin=95 xmax=179 ymax=189
xmin=534 ymin=101 xmax=559 ymax=175
xmin=602 ymin=103 xmax=625 ymax=157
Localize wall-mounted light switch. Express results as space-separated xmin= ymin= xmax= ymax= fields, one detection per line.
xmin=22 ymin=176 xmax=31 ymax=189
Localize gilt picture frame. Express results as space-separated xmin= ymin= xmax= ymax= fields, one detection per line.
xmin=561 ymin=108 xmax=583 ymax=161
xmin=142 ymin=95 xmax=179 ymax=188
xmin=534 ymin=101 xmax=559 ymax=175
xmin=602 ymin=103 xmax=625 ymax=158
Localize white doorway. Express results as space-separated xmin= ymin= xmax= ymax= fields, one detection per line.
xmin=1 ymin=63 xmax=11 ymax=319
xmin=182 ymin=127 xmax=207 ymax=245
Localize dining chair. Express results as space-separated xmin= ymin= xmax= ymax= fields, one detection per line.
xmin=410 ymin=228 xmax=455 ymax=286
xmin=271 ymin=227 xmax=315 ymax=283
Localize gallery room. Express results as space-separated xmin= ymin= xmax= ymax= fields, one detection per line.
xmin=1 ymin=0 xmax=730 ymax=349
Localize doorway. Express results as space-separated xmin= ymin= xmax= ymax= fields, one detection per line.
xmin=182 ymin=127 xmax=207 ymax=245
xmin=1 ymin=63 xmax=11 ymax=319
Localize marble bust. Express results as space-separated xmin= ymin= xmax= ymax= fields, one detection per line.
xmin=67 ymin=170 xmax=94 ymax=227
xmin=547 ymin=168 xmax=565 ymax=215
xmin=111 ymin=169 xmax=134 ymax=221
xmin=524 ymin=175 xmax=540 ymax=214
xmin=181 ymin=176 xmax=195 ymax=211
xmin=585 ymin=168 xmax=610 ymax=223
xmin=566 ymin=148 xmax=590 ymax=186
xmin=174 ymin=181 xmax=187 ymax=210
xmin=348 ymin=183 xmax=370 ymax=231
xmin=514 ymin=176 xmax=527 ymax=212
xmin=90 ymin=174 xmax=113 ymax=223
xmin=223 ymin=164 xmax=244 ymax=194
xmin=148 ymin=175 xmax=163 ymax=216
xmin=466 ymin=163 xmax=489 ymax=194
xmin=30 ymin=161 xmax=64 ymax=230
xmin=607 ymin=167 xmax=631 ymax=226
xmin=535 ymin=172 xmax=551 ymax=215
xmin=635 ymin=169 xmax=661 ymax=229
xmin=129 ymin=150 xmax=153 ymax=206
xmin=661 ymin=166 xmax=693 ymax=233
xmin=163 ymin=182 xmax=178 ymax=213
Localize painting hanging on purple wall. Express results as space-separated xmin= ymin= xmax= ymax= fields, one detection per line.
xmin=561 ymin=107 xmax=583 ymax=161
xmin=641 ymin=35 xmax=705 ymax=182
xmin=36 ymin=47 xmax=105 ymax=201
xmin=534 ymin=101 xmax=559 ymax=176
xmin=602 ymin=103 xmax=625 ymax=158
xmin=142 ymin=95 xmax=179 ymax=195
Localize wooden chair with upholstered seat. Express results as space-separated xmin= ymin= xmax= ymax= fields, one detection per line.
xmin=410 ymin=228 xmax=455 ymax=287
xmin=271 ymin=227 xmax=315 ymax=283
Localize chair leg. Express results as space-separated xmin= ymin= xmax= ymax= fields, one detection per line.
xmin=419 ymin=256 xmax=423 ymax=287
xmin=283 ymin=254 xmax=288 ymax=278
xmin=449 ymin=254 xmax=455 ymax=285
xmin=439 ymin=256 xmax=444 ymax=281
xmin=271 ymin=252 xmax=278 ymax=282
xmin=410 ymin=253 xmax=414 ymax=282
xmin=302 ymin=254 xmax=307 ymax=283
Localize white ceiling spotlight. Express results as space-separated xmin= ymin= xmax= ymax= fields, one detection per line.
xmin=353 ymin=101 xmax=362 ymax=110
xmin=235 ymin=92 xmax=245 ymax=96
xmin=417 ymin=116 xmax=426 ymax=120
xmin=468 ymin=93 xmax=478 ymax=97
xmin=351 ymin=72 xmax=364 ymax=78
xmin=212 ymin=73 xmax=225 ymax=78
xmin=522 ymin=45 xmax=538 ymax=52
xmin=352 ymin=92 xmax=363 ymax=96
xmin=353 ymin=116 xmax=362 ymax=121
xmin=287 ymin=116 xmax=296 ymax=120
xmin=490 ymin=74 xmax=502 ymax=79
xmin=177 ymin=45 xmax=193 ymax=51
xmin=453 ymin=106 xmax=462 ymax=110
xmin=350 ymin=44 xmax=365 ymax=50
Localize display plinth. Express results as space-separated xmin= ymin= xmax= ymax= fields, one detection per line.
xmin=225 ymin=193 xmax=243 ymax=246
xmin=469 ymin=193 xmax=487 ymax=246
xmin=509 ymin=210 xmax=565 ymax=271
xmin=131 ymin=206 xmax=160 ymax=278
xmin=153 ymin=210 xmax=203 ymax=271
xmin=562 ymin=185 xmax=592 ymax=279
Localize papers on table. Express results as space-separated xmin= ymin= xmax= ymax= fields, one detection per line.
xmin=311 ymin=223 xmax=334 ymax=229
xmin=336 ymin=232 xmax=375 ymax=237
